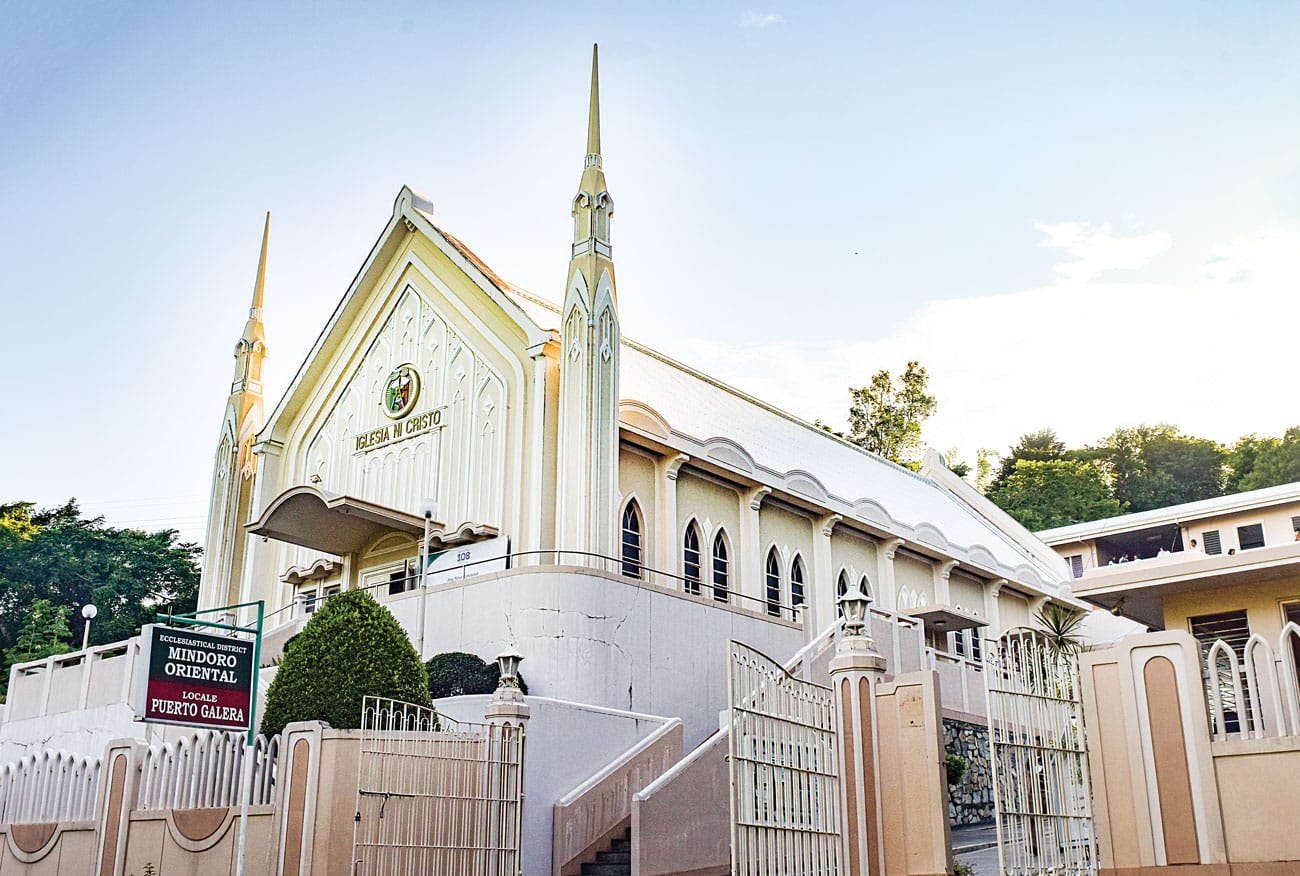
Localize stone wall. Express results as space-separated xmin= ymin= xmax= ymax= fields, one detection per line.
xmin=943 ymin=718 xmax=992 ymax=826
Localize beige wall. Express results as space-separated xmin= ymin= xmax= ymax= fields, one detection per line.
xmin=894 ymin=553 xmax=935 ymax=610
xmin=676 ymin=472 xmax=741 ymax=584
xmin=1163 ymin=575 xmax=1300 ymax=644
xmin=829 ymin=529 xmax=878 ymax=595
xmin=1181 ymin=502 xmax=1300 ymax=554
xmin=619 ymin=448 xmax=658 ymax=567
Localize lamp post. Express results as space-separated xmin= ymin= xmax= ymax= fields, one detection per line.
xmin=80 ymin=604 xmax=98 ymax=650
xmin=830 ymin=582 xmax=887 ymax=876
xmin=485 ymin=646 xmax=530 ymax=728
xmin=417 ymin=498 xmax=438 ymax=658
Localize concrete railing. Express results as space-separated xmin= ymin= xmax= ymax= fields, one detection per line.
xmin=4 ymin=640 xmax=139 ymax=722
xmin=1204 ymin=622 xmax=1300 ymax=741
xmin=138 ymin=730 xmax=279 ymax=810
xmin=552 ymin=717 xmax=683 ymax=876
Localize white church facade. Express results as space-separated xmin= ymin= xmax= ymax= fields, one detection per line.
xmin=195 ymin=47 xmax=1080 ymax=749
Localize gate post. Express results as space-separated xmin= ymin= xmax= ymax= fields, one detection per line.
xmin=831 ymin=586 xmax=887 ymax=876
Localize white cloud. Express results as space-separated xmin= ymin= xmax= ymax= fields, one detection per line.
xmin=1036 ymin=221 xmax=1172 ymax=283
xmin=669 ymin=227 xmax=1300 ymax=469
xmin=739 ymin=10 xmax=784 ymax=28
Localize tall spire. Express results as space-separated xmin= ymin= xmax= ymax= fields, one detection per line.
xmin=587 ymin=44 xmax=601 ymax=160
xmin=241 ymin=212 xmax=269 ymax=348
xmin=233 ymin=213 xmax=269 ymax=395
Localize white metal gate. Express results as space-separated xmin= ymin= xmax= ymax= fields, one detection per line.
xmin=727 ymin=641 xmax=840 ymax=876
xmin=985 ymin=631 xmax=1096 ymax=876
xmin=353 ymin=697 xmax=525 ymax=876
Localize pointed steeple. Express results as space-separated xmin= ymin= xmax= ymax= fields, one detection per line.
xmin=574 ymin=45 xmax=613 ymax=254
xmin=232 ymin=213 xmax=269 ymax=395
xmin=587 ymin=44 xmax=601 ymax=160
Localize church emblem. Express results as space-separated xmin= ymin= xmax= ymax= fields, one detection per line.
xmin=382 ymin=364 xmax=420 ymax=419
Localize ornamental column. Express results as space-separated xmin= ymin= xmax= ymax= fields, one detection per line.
xmin=813 ymin=513 xmax=841 ymax=634
xmin=831 ymin=585 xmax=887 ymax=876
xmin=874 ymin=538 xmax=904 ymax=611
xmin=740 ymin=486 xmax=771 ymax=604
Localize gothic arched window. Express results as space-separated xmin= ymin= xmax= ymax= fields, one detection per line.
xmin=836 ymin=570 xmax=851 ymax=617
xmin=712 ymin=530 xmax=730 ymax=603
xmin=791 ymin=556 xmax=806 ymax=613
xmin=620 ymin=500 xmax=643 ymax=579
xmin=765 ymin=548 xmax=782 ymax=617
xmin=683 ymin=522 xmax=702 ymax=596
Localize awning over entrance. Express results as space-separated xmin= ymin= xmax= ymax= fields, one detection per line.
xmin=909 ymin=604 xmax=988 ymax=634
xmin=245 ymin=485 xmax=426 ymax=555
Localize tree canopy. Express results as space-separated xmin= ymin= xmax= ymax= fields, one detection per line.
xmin=261 ymin=588 xmax=432 ymax=737
xmin=426 ymin=651 xmax=527 ymax=699
xmin=0 ymin=500 xmax=200 ymax=689
xmin=846 ymin=361 xmax=937 ymax=468
xmin=987 ymin=459 xmax=1123 ymax=531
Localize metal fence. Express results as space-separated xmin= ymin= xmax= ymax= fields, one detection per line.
xmin=353 ymin=696 xmax=525 ymax=876
xmin=138 ymin=730 xmax=279 ymax=810
xmin=985 ymin=630 xmax=1096 ymax=876
xmin=0 ymin=749 xmax=101 ymax=824
xmin=728 ymin=641 xmax=840 ymax=876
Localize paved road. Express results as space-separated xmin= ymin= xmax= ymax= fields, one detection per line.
xmin=955 ymin=843 xmax=999 ymax=876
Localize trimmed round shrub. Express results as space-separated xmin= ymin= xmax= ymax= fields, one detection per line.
xmin=426 ymin=651 xmax=528 ymax=699
xmin=261 ymin=588 xmax=432 ymax=737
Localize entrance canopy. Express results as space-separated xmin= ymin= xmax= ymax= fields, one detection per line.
xmin=246 ymin=485 xmax=426 ymax=555
xmin=909 ymin=604 xmax=988 ymax=634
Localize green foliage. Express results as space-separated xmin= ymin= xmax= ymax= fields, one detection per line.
xmin=990 ymin=428 xmax=1067 ymax=490
xmin=261 ymin=588 xmax=432 ymax=737
xmin=846 ymin=361 xmax=937 ymax=468
xmin=1234 ymin=426 xmax=1300 ymax=492
xmin=4 ymin=599 xmax=73 ymax=666
xmin=1095 ymin=424 xmax=1225 ymax=512
xmin=987 ymin=459 xmax=1123 ymax=530
xmin=426 ymin=651 xmax=528 ymax=699
xmin=1034 ymin=603 xmax=1086 ymax=657
xmin=0 ymin=499 xmax=199 ymax=691
xmin=944 ymin=752 xmax=967 ymax=786
xmin=953 ymin=862 xmax=974 ymax=876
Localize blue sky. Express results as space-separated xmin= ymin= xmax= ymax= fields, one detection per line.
xmin=3 ymin=2 xmax=1299 ymax=543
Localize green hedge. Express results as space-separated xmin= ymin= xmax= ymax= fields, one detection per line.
xmin=261 ymin=588 xmax=432 ymax=737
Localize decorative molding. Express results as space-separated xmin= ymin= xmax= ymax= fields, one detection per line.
xmin=664 ymin=453 xmax=690 ymax=481
xmin=746 ymin=485 xmax=772 ymax=511
xmin=936 ymin=560 xmax=959 ymax=582
xmin=819 ymin=513 xmax=843 ymax=538
xmin=881 ymin=538 xmax=905 ymax=561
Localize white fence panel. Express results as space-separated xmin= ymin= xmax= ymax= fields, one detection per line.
xmin=1203 ymin=624 xmax=1300 ymax=740
xmin=138 ymin=730 xmax=278 ymax=810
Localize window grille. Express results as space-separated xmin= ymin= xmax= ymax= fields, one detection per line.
xmin=621 ymin=501 xmax=643 ymax=578
xmin=791 ymin=556 xmax=806 ymax=612
xmin=1237 ymin=523 xmax=1265 ymax=551
xmin=712 ymin=531 xmax=730 ymax=602
xmin=764 ymin=549 xmax=781 ymax=617
xmin=1203 ymin=530 xmax=1223 ymax=555
xmin=683 ymin=524 xmax=702 ymax=596
xmin=1291 ymin=515 xmax=1300 ymax=533
xmin=1067 ymin=554 xmax=1084 ymax=578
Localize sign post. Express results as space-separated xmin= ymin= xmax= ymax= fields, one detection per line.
xmin=139 ymin=601 xmax=264 ymax=876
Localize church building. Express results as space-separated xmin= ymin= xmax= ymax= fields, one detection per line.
xmin=201 ymin=44 xmax=1079 ymax=755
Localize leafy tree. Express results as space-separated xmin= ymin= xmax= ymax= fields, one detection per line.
xmin=261 ymin=588 xmax=432 ymax=737
xmin=989 ymin=429 xmax=1067 ymax=491
xmin=426 ymin=651 xmax=528 ymax=699
xmin=987 ymin=459 xmax=1123 ymax=530
xmin=3 ymin=598 xmax=73 ymax=666
xmin=1235 ymin=427 xmax=1300 ymax=492
xmin=1094 ymin=425 xmax=1225 ymax=512
xmin=0 ymin=500 xmax=199 ymax=690
xmin=1225 ymin=433 xmax=1279 ymax=493
xmin=846 ymin=361 xmax=937 ymax=468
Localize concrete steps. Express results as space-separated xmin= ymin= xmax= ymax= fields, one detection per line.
xmin=580 ymin=828 xmax=631 ymax=876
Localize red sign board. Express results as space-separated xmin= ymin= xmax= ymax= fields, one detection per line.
xmin=134 ymin=624 xmax=255 ymax=731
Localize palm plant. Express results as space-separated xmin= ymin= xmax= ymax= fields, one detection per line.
xmin=1034 ymin=602 xmax=1086 ymax=657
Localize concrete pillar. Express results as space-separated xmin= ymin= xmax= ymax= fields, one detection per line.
xmin=739 ymin=486 xmax=771 ymax=603
xmin=985 ymin=579 xmax=1006 ymax=639
xmin=831 ymin=592 xmax=887 ymax=876
xmin=813 ymin=513 xmax=841 ymax=633
xmin=656 ymin=454 xmax=689 ymax=575
xmin=95 ymin=740 xmax=147 ymax=876
xmin=875 ymin=538 xmax=904 ymax=611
